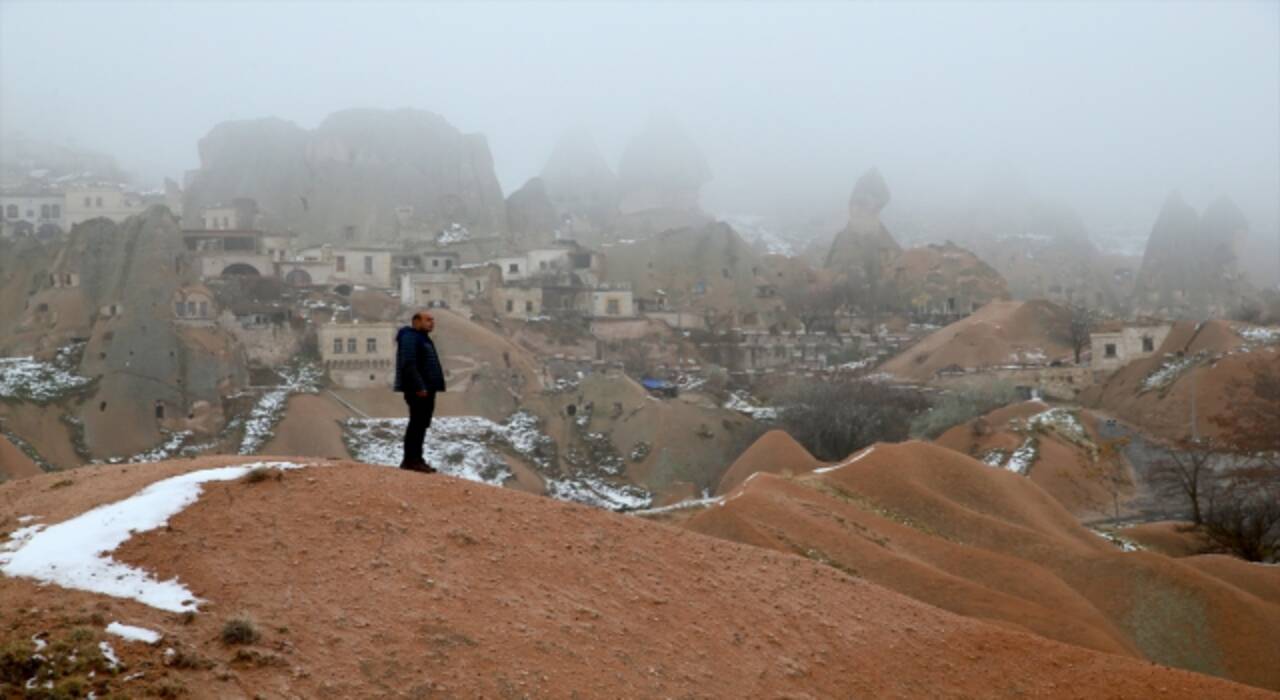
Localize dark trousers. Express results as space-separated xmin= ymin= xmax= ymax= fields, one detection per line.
xmin=402 ymin=391 xmax=435 ymax=466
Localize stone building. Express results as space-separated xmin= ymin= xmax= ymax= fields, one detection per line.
xmin=318 ymin=320 xmax=398 ymax=389
xmin=1090 ymin=321 xmax=1173 ymax=372
xmin=400 ymin=270 xmax=466 ymax=310
xmin=63 ymin=185 xmax=146 ymax=227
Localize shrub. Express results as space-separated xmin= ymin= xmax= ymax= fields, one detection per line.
xmin=774 ymin=379 xmax=928 ymax=461
xmin=908 ymin=381 xmax=1021 ymax=439
xmin=221 ymin=617 xmax=260 ymax=645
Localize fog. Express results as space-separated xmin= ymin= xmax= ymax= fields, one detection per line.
xmin=2 ymin=1 xmax=1277 ymax=262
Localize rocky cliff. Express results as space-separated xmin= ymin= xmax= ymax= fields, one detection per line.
xmin=540 ymin=127 xmax=619 ymax=232
xmin=823 ymin=168 xmax=902 ymax=273
xmin=616 ymin=116 xmax=711 ymax=216
xmin=1133 ymin=192 xmax=1249 ymax=318
xmin=183 ymin=109 xmax=507 ymax=241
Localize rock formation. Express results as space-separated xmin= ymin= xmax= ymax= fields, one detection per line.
xmin=884 ymin=241 xmax=1010 ymax=315
xmin=504 ymin=177 xmax=560 ymax=247
xmin=823 ymin=168 xmax=901 ymax=273
xmin=1133 ymin=192 xmax=1248 ymax=318
xmin=616 ymin=116 xmax=711 ymax=216
xmin=540 ymin=127 xmax=618 ymax=231
xmin=603 ymin=222 xmax=777 ymax=318
xmin=183 ymin=109 xmax=507 ymax=242
xmin=1 ymin=208 xmax=247 ymax=460
xmin=822 ymin=169 xmax=1007 ymax=317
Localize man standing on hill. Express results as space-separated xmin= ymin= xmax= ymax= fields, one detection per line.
xmin=395 ymin=311 xmax=446 ymax=473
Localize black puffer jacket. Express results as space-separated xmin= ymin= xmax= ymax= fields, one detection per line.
xmin=394 ymin=326 xmax=446 ymax=393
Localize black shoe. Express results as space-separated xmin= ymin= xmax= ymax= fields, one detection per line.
xmin=402 ymin=461 xmax=437 ymax=474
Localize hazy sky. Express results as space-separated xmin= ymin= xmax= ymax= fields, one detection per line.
xmin=2 ymin=0 xmax=1278 ymax=249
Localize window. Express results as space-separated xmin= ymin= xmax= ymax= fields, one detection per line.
xmin=606 ymin=299 xmax=620 ymax=315
xmin=40 ymin=204 xmax=50 ymax=218
xmin=367 ymin=338 xmax=377 ymax=353
xmin=155 ymin=403 xmax=165 ymax=420
xmin=186 ymin=301 xmax=197 ymax=316
xmin=525 ymin=301 xmax=534 ymax=312
xmin=336 ymin=256 xmax=346 ymax=272
xmin=4 ymin=204 xmax=15 ymax=218
xmin=432 ymin=259 xmax=440 ymax=268
xmin=51 ymin=205 xmax=60 ymax=219
xmin=540 ymin=261 xmax=549 ymax=270
xmin=509 ymin=263 xmax=519 ymax=274
xmin=506 ymin=299 xmax=514 ymax=312
xmin=175 ymin=302 xmax=185 ymax=317
xmin=84 ymin=197 xmax=91 ymax=207
xmin=199 ymin=302 xmax=208 ymax=317
xmin=347 ymin=338 xmax=357 ymax=353
xmin=95 ymin=197 xmax=103 ymax=207
xmin=1104 ymin=343 xmax=1117 ymax=358
xmin=1142 ymin=336 xmax=1154 ymax=353
xmin=333 ymin=338 xmax=343 ymax=354
xmin=364 ymin=256 xmax=373 ymax=274
xmin=445 ymin=259 xmax=453 ymax=270
xmin=475 ymin=281 xmax=482 ymax=291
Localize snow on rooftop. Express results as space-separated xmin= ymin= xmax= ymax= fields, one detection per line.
xmin=106 ymin=622 xmax=161 ymax=645
xmin=0 ymin=461 xmax=308 ymax=613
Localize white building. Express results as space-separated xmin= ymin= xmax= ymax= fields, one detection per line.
xmin=1 ymin=192 xmax=65 ymax=235
xmin=1090 ymin=321 xmax=1173 ymax=372
xmin=63 ymin=185 xmax=146 ymax=227
xmin=299 ymin=245 xmax=396 ymax=289
xmin=400 ymin=270 xmax=466 ymax=310
xmin=590 ymin=288 xmax=635 ymax=318
xmin=318 ymin=320 xmax=398 ymax=389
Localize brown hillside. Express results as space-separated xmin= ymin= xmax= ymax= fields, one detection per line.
xmin=0 ymin=433 xmax=40 ymax=480
xmin=1083 ymin=320 xmax=1276 ymax=441
xmin=936 ymin=400 xmax=1133 ymax=518
xmin=686 ymin=441 xmax=1280 ymax=691
xmin=0 ymin=458 xmax=1271 ymax=698
xmin=881 ymin=300 xmax=1073 ymax=382
xmin=716 ymin=429 xmax=824 ymax=495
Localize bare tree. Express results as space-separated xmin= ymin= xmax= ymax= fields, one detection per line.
xmin=773 ymin=379 xmax=928 ymax=461
xmin=1200 ymin=467 xmax=1280 ymax=562
xmin=780 ymin=280 xmax=842 ymax=334
xmin=1066 ymin=303 xmax=1096 ymax=364
xmin=1086 ymin=436 xmax=1132 ymax=520
xmin=1149 ymin=440 xmax=1220 ymax=525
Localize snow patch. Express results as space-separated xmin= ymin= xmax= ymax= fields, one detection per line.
xmin=723 ymin=391 xmax=778 ymax=421
xmin=98 ymin=641 xmax=120 ymax=669
xmin=630 ymin=495 xmax=723 ymax=516
xmin=1141 ymin=354 xmax=1202 ymax=392
xmin=1004 ymin=438 xmax=1038 ymax=475
xmin=0 ymin=355 xmax=91 ymax=403
xmin=238 ymin=363 xmax=322 ymax=454
xmin=106 ymin=622 xmax=162 ymax=644
xmin=814 ymin=446 xmax=876 ymax=474
xmin=0 ymin=461 xmax=308 ymax=613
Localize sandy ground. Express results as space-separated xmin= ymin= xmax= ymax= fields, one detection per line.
xmin=716 ymin=429 xmax=824 ymax=495
xmin=0 ymin=457 xmax=1272 ymax=699
xmin=260 ymin=393 xmax=354 ymax=459
xmin=1083 ymin=320 xmax=1274 ymax=442
xmin=0 ymin=433 xmax=41 ymax=480
xmin=881 ymin=300 xmax=1074 ymax=382
xmin=1121 ymin=521 xmax=1212 ymax=558
xmin=0 ymin=401 xmax=84 ymax=471
xmin=685 ymin=440 xmax=1280 ymax=692
xmin=935 ymin=400 xmax=1135 ymax=519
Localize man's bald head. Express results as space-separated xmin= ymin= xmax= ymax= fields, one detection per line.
xmin=411 ymin=311 xmax=435 ymax=332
